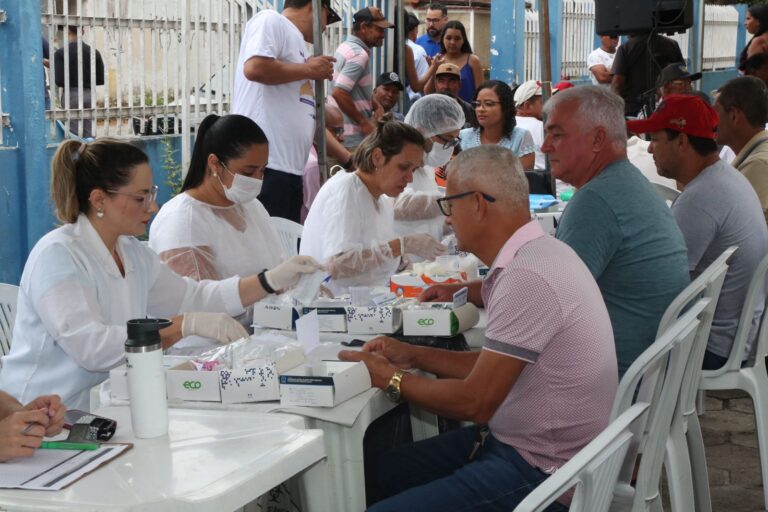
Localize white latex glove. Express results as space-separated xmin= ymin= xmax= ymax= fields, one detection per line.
xmin=181 ymin=312 xmax=248 ymax=344
xmin=402 ymin=233 xmax=449 ymax=261
xmin=264 ymin=255 xmax=325 ymax=291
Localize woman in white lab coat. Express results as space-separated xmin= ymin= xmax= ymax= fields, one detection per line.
xmin=149 ymin=115 xmax=284 ymax=350
xmin=300 ymin=116 xmax=447 ymax=293
xmin=0 ymin=139 xmax=322 ymax=410
xmin=394 ymin=94 xmax=465 ymax=246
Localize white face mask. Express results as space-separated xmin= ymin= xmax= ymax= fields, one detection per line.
xmin=218 ymin=162 xmax=263 ymax=204
xmin=424 ymin=143 xmax=454 ymax=168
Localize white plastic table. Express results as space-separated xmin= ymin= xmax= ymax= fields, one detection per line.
xmin=0 ymin=407 xmax=328 ymax=512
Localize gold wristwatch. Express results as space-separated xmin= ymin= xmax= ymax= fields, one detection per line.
xmin=384 ymin=369 xmax=407 ymax=403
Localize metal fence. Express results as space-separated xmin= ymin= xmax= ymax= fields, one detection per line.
xmin=524 ymin=1 xmax=741 ymax=82
xmin=39 ymin=0 xmax=391 ymax=164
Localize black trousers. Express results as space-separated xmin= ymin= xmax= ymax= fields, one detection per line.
xmin=258 ymin=168 xmax=304 ymax=223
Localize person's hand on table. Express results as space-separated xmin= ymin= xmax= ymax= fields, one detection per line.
xmin=418 ymin=283 xmax=463 ymax=302
xmin=338 ymin=349 xmax=399 ymax=389
xmin=23 ymin=395 xmax=66 ymax=436
xmin=362 ymin=336 xmax=416 ymax=369
xmin=0 ymin=408 xmax=50 ymax=462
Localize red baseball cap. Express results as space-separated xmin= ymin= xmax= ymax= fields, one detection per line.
xmin=552 ymin=81 xmax=574 ymax=94
xmin=626 ymin=94 xmax=719 ymax=140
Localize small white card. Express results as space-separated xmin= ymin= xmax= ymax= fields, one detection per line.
xmin=296 ymin=309 xmax=320 ymax=354
xmin=453 ymin=287 xmax=468 ymax=309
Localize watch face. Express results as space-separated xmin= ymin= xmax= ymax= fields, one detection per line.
xmin=385 ymin=384 xmax=401 ymax=402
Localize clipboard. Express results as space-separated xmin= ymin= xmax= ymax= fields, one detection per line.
xmin=0 ymin=442 xmax=133 ymax=491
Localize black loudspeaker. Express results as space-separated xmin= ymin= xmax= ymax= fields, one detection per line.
xmin=596 ymin=0 xmax=693 ymax=37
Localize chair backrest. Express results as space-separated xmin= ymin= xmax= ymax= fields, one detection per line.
xmin=703 ymin=251 xmax=768 ymax=378
xmin=513 ymin=403 xmax=650 ymax=512
xmin=271 ymin=216 xmax=303 ymax=258
xmin=657 ymin=246 xmax=735 ymax=419
xmin=611 ymin=300 xmax=706 ymax=509
xmin=652 ymin=182 xmax=680 ymax=206
xmin=0 ymin=283 xmax=20 ymax=356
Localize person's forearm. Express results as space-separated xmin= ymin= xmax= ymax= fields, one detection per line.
xmin=332 ymin=89 xmax=368 ymax=126
xmin=325 ymin=130 xmax=351 ymax=163
xmin=399 ymin=372 xmax=487 ymax=422
xmin=237 ymin=275 xmax=270 ymax=307
xmin=411 ymin=345 xmax=479 ymax=379
xmin=0 ymin=392 xmax=23 ymax=420
xmin=245 ymin=58 xmax=312 ymax=85
xmin=160 ymin=315 xmax=184 ymax=350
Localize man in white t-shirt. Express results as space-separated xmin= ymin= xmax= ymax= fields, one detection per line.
xmin=232 ymin=0 xmax=340 ymax=223
xmin=587 ymin=34 xmax=618 ymax=86
xmin=513 ymin=80 xmax=545 ymax=170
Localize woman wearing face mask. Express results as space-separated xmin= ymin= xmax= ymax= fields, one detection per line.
xmin=393 ymin=95 xmax=465 ymax=249
xmin=301 ymin=115 xmax=448 ymax=293
xmin=149 ymin=114 xmax=291 ymax=348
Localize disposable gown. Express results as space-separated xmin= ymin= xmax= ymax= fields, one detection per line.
xmin=149 ymin=193 xmax=285 ymax=351
xmin=300 ymin=171 xmax=401 ymax=293
xmin=393 ymin=94 xmax=466 ymax=245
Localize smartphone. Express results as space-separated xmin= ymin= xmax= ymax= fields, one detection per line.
xmin=64 ymin=409 xmax=117 ymax=442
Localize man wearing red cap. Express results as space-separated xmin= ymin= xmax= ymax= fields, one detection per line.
xmin=628 ymin=94 xmax=768 ymax=369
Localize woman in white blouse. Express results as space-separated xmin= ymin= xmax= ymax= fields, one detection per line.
xmin=0 ymin=139 xmax=321 ymax=409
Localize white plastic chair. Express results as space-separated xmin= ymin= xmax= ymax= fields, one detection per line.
xmin=653 ymin=182 xmax=680 ymax=206
xmin=661 ymin=246 xmax=736 ymax=512
xmin=610 ymin=300 xmax=707 ymax=512
xmin=0 ymin=283 xmax=19 ymax=357
xmin=700 ymin=251 xmax=768 ymax=510
xmin=513 ymin=403 xmax=650 ymax=512
xmin=271 ymin=217 xmax=303 ymax=258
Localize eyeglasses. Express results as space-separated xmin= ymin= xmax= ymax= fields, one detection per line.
xmin=471 ymin=100 xmax=502 ymax=109
xmin=437 ymin=191 xmax=496 ymax=216
xmin=425 ymin=17 xmax=445 ymax=25
xmin=107 ymin=184 xmax=158 ymax=212
xmin=435 ymin=134 xmax=461 ymax=150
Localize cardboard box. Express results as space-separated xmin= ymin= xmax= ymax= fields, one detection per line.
xmin=109 ymin=356 xmax=191 ymax=400
xmin=166 ymin=360 xmax=280 ymax=403
xmin=345 ymin=304 xmax=403 ymax=335
xmin=279 ymin=361 xmax=372 ymax=407
xmin=402 ymin=302 xmax=480 ymax=336
xmin=390 ymin=271 xmax=466 ymax=298
xmin=252 ymin=300 xmax=299 ymax=330
xmin=302 ymin=298 xmax=350 ymax=332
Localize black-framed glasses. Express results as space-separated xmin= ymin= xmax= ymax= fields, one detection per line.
xmin=107 ymin=184 xmax=158 ymax=212
xmin=471 ymin=100 xmax=502 ymax=109
xmin=435 ymin=134 xmax=461 ymax=150
xmin=437 ymin=191 xmax=496 ymax=216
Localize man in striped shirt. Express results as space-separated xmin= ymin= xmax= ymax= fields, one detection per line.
xmin=331 ymin=7 xmax=393 ymax=149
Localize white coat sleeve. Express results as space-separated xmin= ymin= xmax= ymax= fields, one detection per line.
xmin=27 ymin=244 xmax=130 ymax=373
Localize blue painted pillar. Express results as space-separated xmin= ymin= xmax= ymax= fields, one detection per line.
xmin=490 ymin=0 xmax=525 ymax=84
xmin=690 ymin=0 xmax=702 ymax=73
xmin=547 ymin=0 xmax=563 ymax=81
xmin=736 ymin=4 xmax=747 ymax=67
xmin=0 ymin=0 xmax=50 ymax=278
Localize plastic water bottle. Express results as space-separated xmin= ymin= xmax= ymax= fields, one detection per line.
xmin=125 ymin=318 xmax=171 ymax=438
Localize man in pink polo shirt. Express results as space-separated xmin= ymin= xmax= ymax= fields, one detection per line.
xmin=340 ymin=145 xmax=618 ymax=511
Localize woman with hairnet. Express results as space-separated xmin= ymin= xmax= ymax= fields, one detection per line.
xmin=394 ymin=95 xmax=465 ymax=249
xmin=301 ymin=116 xmax=448 ymax=293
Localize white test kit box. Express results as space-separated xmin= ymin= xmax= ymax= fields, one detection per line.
xmin=252 ymin=300 xmax=299 ymax=330
xmin=301 ymin=300 xmax=349 ymax=332
xmin=110 ymin=356 xmax=191 ymax=400
xmin=345 ymin=305 xmax=403 ymax=335
xmin=402 ymin=302 xmax=480 ymax=337
xmin=279 ymin=361 xmax=371 ymax=407
xmin=165 ymin=360 xmax=280 ymax=403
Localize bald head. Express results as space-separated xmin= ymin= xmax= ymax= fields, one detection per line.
xmin=325 ymin=104 xmax=343 ymax=127
xmin=447 ymin=145 xmax=530 ymax=214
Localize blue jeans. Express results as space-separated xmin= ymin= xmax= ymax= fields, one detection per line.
xmin=367 ymin=425 xmax=568 ymax=512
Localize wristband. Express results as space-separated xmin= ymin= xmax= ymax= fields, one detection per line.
xmin=258 ymin=270 xmax=276 ymax=294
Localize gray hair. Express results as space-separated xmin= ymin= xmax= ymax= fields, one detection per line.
xmin=447 ymin=145 xmax=529 ymax=213
xmin=543 ymin=85 xmax=628 ymax=148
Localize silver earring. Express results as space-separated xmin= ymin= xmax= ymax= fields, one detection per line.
xmin=96 ymin=208 xmax=104 ymax=219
